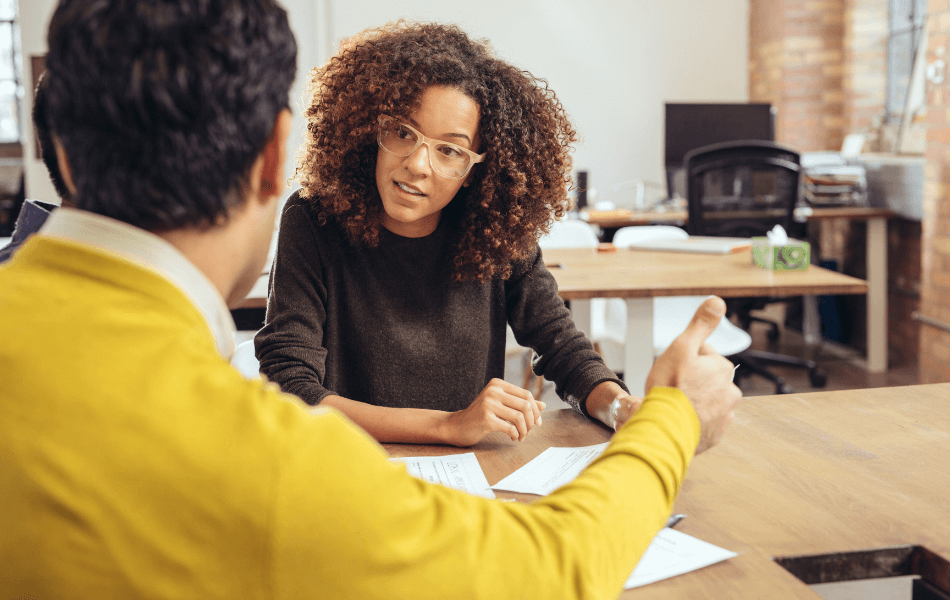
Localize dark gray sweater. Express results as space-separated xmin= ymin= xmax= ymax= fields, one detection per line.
xmin=255 ymin=193 xmax=625 ymax=415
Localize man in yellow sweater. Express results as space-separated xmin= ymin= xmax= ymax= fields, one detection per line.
xmin=0 ymin=1 xmax=741 ymax=598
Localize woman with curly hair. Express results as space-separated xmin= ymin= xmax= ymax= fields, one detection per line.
xmin=255 ymin=21 xmax=641 ymax=446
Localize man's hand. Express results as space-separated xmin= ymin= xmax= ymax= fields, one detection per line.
xmin=441 ymin=379 xmax=545 ymax=447
xmin=645 ymin=296 xmax=742 ymax=454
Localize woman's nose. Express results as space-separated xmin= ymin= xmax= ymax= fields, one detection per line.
xmin=404 ymin=142 xmax=432 ymax=175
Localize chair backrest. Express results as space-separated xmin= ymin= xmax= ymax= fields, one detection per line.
xmin=538 ymin=219 xmax=599 ymax=249
xmin=612 ymin=225 xmax=688 ymax=247
xmin=652 ymin=296 xmax=752 ymax=357
xmin=684 ymin=140 xmax=801 ymax=238
xmin=610 ymin=226 xmax=751 ymax=357
xmin=231 ymin=339 xmax=261 ymax=379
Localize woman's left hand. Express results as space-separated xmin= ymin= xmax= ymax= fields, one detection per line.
xmin=439 ymin=379 xmax=546 ymax=446
xmin=584 ymin=381 xmax=643 ymax=431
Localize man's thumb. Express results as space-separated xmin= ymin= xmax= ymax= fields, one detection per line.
xmin=679 ymin=296 xmax=727 ymax=353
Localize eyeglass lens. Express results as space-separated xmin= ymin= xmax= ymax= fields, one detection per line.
xmin=379 ymin=120 xmax=472 ymax=179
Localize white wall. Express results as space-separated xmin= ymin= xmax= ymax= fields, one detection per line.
xmin=320 ymin=0 xmax=750 ymax=207
xmin=18 ymin=0 xmax=749 ymax=209
xmin=18 ymin=0 xmax=58 ymax=203
xmin=17 ymin=0 xmax=322 ymax=204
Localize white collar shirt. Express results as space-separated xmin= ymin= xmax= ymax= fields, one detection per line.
xmin=40 ymin=207 xmax=237 ymax=359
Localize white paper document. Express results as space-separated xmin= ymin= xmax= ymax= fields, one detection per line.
xmin=390 ymin=453 xmax=495 ymax=499
xmin=624 ymin=528 xmax=738 ymax=589
xmin=490 ymin=443 xmax=609 ymax=496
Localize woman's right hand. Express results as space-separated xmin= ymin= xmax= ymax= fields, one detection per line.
xmin=441 ymin=379 xmax=546 ymax=447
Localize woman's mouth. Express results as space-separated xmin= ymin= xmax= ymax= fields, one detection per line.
xmin=395 ymin=181 xmax=426 ymax=197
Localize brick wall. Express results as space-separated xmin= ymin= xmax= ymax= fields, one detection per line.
xmin=920 ymin=1 xmax=950 ymax=382
xmin=818 ymin=0 xmax=890 ymax=273
xmin=843 ymin=0 xmax=888 ymax=145
xmin=749 ymin=0 xmax=922 ymax=369
xmin=749 ymin=0 xmax=846 ymax=152
xmin=890 ymin=218 xmax=922 ymax=365
xmin=749 ymin=1 xmax=787 ymax=133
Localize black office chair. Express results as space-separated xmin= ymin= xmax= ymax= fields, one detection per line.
xmin=684 ymin=140 xmax=827 ymax=394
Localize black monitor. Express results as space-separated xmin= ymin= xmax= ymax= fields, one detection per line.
xmin=664 ymin=102 xmax=775 ymax=197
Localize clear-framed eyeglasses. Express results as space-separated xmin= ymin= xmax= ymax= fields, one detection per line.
xmin=377 ymin=115 xmax=485 ymax=180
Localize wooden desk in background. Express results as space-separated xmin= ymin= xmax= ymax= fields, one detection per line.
xmin=242 ymin=245 xmax=866 ymax=394
xmin=583 ymin=206 xmax=893 ymax=375
xmin=541 ymin=246 xmax=867 ymax=394
xmin=386 ymin=383 xmax=950 ymax=598
xmin=241 ymin=247 xmax=866 ymax=395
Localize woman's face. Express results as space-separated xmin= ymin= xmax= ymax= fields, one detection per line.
xmin=375 ymin=85 xmax=480 ymax=238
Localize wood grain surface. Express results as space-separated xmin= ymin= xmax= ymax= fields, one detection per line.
xmin=240 ymin=207 xmax=881 ymax=310
xmin=383 ymin=383 xmax=950 ymax=598
xmin=542 ymin=246 xmax=868 ymax=300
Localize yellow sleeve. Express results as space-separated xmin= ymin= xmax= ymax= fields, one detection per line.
xmin=270 ymin=386 xmax=699 ymax=600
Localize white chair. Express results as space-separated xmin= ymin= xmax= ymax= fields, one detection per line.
xmin=231 ymin=339 xmax=262 ymax=379
xmin=610 ymin=226 xmax=752 ymax=362
xmin=533 ymin=219 xmax=621 ymax=374
xmin=504 ymin=220 xmax=605 ymax=393
xmin=537 ymin=219 xmax=600 ymax=250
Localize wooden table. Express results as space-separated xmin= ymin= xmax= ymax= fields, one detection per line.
xmin=542 ymin=246 xmax=867 ymax=394
xmin=241 ymin=244 xmax=868 ymax=395
xmin=386 ymin=383 xmax=950 ymax=598
xmin=583 ymin=206 xmax=893 ymax=374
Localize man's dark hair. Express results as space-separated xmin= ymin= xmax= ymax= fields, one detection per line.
xmin=31 ymin=72 xmax=71 ymax=201
xmin=44 ymin=0 xmax=297 ymax=231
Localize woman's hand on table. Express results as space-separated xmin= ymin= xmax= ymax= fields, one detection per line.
xmin=585 ymin=381 xmax=643 ymax=431
xmin=440 ymin=379 xmax=545 ymax=447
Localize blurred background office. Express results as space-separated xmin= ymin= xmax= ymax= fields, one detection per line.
xmin=14 ymin=0 xmax=950 ymax=389
xmin=19 ymin=0 xmax=750 ymax=211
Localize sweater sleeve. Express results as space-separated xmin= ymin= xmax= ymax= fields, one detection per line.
xmin=254 ymin=196 xmax=335 ymax=405
xmin=270 ymin=386 xmax=700 ymax=600
xmin=506 ymin=245 xmax=628 ymax=414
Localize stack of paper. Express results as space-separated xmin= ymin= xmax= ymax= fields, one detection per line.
xmin=624 ymin=528 xmax=737 ymax=589
xmin=390 ymin=453 xmax=495 ymax=499
xmin=491 ymin=443 xmax=738 ymax=588
xmin=393 ymin=446 xmax=737 ymax=588
xmin=491 ymin=443 xmax=608 ymax=495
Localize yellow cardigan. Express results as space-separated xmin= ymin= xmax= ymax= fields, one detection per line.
xmin=0 ymin=235 xmax=700 ymax=600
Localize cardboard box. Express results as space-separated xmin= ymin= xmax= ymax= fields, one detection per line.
xmin=751 ymin=238 xmax=810 ymax=271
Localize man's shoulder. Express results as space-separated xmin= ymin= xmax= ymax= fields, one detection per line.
xmin=0 ymin=201 xmax=57 ymax=265
xmin=0 ymin=239 xmax=18 ymax=264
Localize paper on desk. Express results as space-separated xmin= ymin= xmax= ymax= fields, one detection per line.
xmin=390 ymin=453 xmax=495 ymax=499
xmin=624 ymin=528 xmax=738 ymax=589
xmin=490 ymin=443 xmax=609 ymax=496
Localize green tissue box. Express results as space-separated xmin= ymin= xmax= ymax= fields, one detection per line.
xmin=751 ymin=238 xmax=811 ymax=271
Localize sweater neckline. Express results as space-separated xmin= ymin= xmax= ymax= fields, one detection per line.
xmin=379 ymin=216 xmax=449 ymax=248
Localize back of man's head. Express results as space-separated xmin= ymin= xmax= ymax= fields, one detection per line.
xmin=44 ymin=0 xmax=297 ymax=232
xmin=31 ymin=72 xmax=71 ymax=203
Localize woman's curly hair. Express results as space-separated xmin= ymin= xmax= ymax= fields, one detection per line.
xmin=296 ymin=21 xmax=577 ymax=283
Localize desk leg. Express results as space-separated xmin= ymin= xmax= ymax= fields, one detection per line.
xmin=624 ymin=298 xmax=654 ymax=395
xmin=867 ymin=217 xmax=887 ymax=373
xmin=803 ymin=296 xmax=820 ymax=345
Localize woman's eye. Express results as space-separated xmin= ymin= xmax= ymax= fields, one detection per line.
xmin=396 ymin=126 xmax=413 ymax=140
xmin=439 ymin=145 xmax=463 ymax=158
